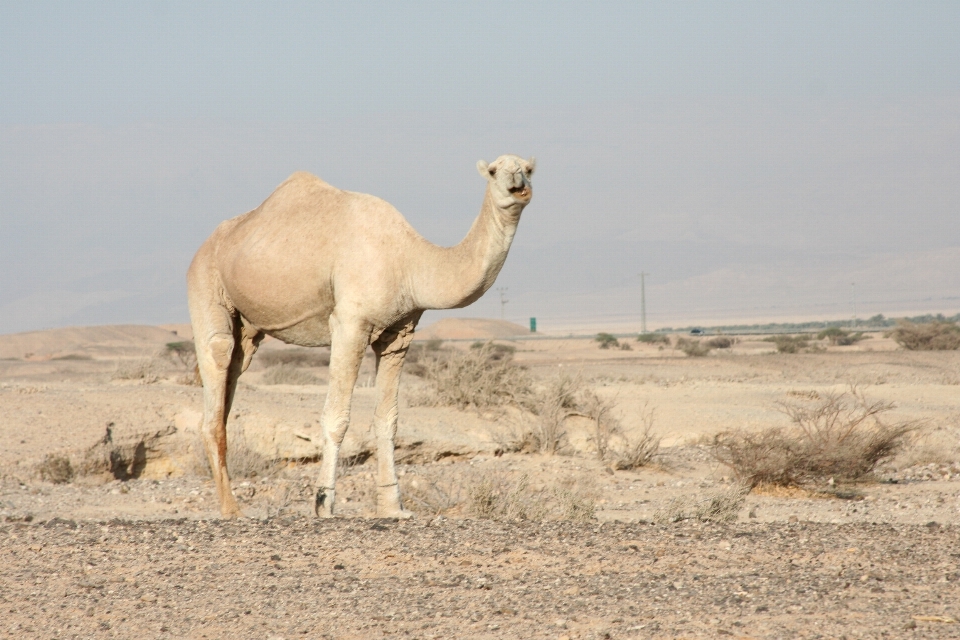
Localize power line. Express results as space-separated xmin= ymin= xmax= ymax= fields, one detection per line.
xmin=640 ymin=272 xmax=648 ymax=333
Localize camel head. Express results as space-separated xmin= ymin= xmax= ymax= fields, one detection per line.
xmin=476 ymin=154 xmax=535 ymax=211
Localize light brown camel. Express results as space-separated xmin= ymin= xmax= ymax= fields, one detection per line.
xmin=187 ymin=155 xmax=535 ymax=518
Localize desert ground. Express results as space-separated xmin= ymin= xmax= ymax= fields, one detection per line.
xmin=1 ymin=319 xmax=959 ymax=639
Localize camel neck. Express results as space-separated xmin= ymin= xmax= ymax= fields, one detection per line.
xmin=410 ymin=189 xmax=520 ymax=310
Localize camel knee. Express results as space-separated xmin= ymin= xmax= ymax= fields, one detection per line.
xmin=203 ymin=334 xmax=235 ymax=370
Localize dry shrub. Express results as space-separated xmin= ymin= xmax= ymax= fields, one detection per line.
xmin=712 ymin=387 xmax=916 ymax=487
xmin=581 ymin=389 xmax=619 ymax=460
xmin=469 ymin=473 xmax=548 ymax=520
xmin=550 ymin=476 xmax=598 ymax=523
xmin=637 ymin=333 xmax=670 ymax=345
xmin=654 ymin=483 xmax=749 ymax=524
xmin=405 ymin=340 xmax=444 ymax=377
xmin=257 ymin=348 xmax=330 ymax=368
xmin=190 ymin=426 xmax=279 ymax=479
xmin=416 ymin=347 xmax=654 ymax=460
xmin=409 ymin=343 xmax=534 ymax=411
xmin=401 ymin=469 xmax=596 ymax=522
xmin=611 ymin=404 xmax=661 ymax=470
xmin=261 ymin=364 xmax=321 ymax=386
xmin=705 ymin=336 xmax=734 ymax=349
xmin=470 ymin=341 xmax=516 ymax=360
xmin=164 ymin=341 xmax=196 ymax=368
xmin=889 ymin=321 xmax=960 ymax=351
xmin=530 ymin=373 xmax=583 ymax=454
xmin=112 ymin=359 xmax=160 ymax=383
xmin=401 ymin=468 xmax=468 ymax=516
xmin=675 ymin=337 xmax=711 ymax=357
xmin=468 ymin=472 xmax=595 ymax=522
xmin=38 ymin=454 xmax=74 ymax=484
xmin=163 ymin=342 xmax=202 ymax=385
xmin=763 ymin=335 xmax=810 ymax=354
xmin=596 ymin=333 xmax=619 ymax=349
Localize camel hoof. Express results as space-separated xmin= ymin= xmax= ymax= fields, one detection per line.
xmin=314 ymin=487 xmax=336 ymax=518
xmin=220 ymin=507 xmax=244 ymax=519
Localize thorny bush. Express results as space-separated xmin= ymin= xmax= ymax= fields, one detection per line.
xmin=712 ymin=386 xmax=916 ymax=487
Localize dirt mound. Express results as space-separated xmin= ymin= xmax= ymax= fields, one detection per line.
xmin=0 ymin=325 xmax=180 ymax=360
xmin=414 ymin=317 xmax=530 ymax=341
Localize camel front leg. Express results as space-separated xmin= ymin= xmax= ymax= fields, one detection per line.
xmin=371 ymin=317 xmax=420 ymax=518
xmin=314 ymin=319 xmax=369 ymax=517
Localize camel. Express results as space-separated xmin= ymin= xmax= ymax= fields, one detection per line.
xmin=187 ymin=154 xmax=535 ymax=518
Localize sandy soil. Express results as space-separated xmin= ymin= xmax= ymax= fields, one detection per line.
xmin=2 ymin=323 xmax=960 ymax=638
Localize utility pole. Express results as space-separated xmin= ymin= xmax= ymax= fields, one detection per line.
xmin=851 ymin=282 xmax=857 ymax=329
xmin=640 ymin=272 xmax=648 ymax=334
xmin=497 ymin=287 xmax=508 ymax=321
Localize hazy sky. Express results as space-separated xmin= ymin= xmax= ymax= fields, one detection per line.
xmin=2 ymin=1 xmax=959 ymax=333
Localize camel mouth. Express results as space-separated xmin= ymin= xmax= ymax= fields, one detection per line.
xmin=509 ymin=186 xmax=531 ymax=198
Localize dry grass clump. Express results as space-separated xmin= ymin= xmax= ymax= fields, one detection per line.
xmin=190 ymin=427 xmax=279 ymax=479
xmin=112 ymin=359 xmax=160 ymax=383
xmin=530 ymin=372 xmax=584 ymax=455
xmin=705 ymin=336 xmax=735 ymax=349
xmin=402 ymin=469 xmax=596 ymax=522
xmin=889 ymin=321 xmax=960 ymax=351
xmin=261 ymin=364 xmax=321 ymax=386
xmin=401 ymin=468 xmax=468 ymax=516
xmin=594 ymin=333 xmax=632 ymax=350
xmin=762 ymin=335 xmax=810 ymax=354
xmin=470 ymin=341 xmax=516 ymax=360
xmin=164 ymin=341 xmax=196 ymax=368
xmin=257 ymin=348 xmax=330 ymax=368
xmin=610 ymin=404 xmax=661 ymax=470
xmin=37 ymin=454 xmax=74 ymax=484
xmin=596 ymin=332 xmax=619 ymax=349
xmin=712 ymin=387 xmax=916 ymax=488
xmin=162 ymin=341 xmax=202 ymax=385
xmin=468 ymin=473 xmax=549 ymax=520
xmin=637 ymin=333 xmax=670 ymax=345
xmin=409 ymin=343 xmax=534 ymax=411
xmin=675 ymin=337 xmax=711 ymax=357
xmin=404 ymin=339 xmax=445 ymax=377
xmin=415 ymin=347 xmax=659 ymax=461
xmin=654 ymin=483 xmax=749 ymax=524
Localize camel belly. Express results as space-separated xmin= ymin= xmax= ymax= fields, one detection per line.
xmin=260 ymin=315 xmax=332 ymax=347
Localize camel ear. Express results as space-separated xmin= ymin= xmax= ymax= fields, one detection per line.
xmin=476 ymin=160 xmax=493 ymax=179
xmin=526 ymin=157 xmax=536 ymax=176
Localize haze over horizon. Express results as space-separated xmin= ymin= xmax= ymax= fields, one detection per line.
xmin=2 ymin=2 xmax=958 ymax=335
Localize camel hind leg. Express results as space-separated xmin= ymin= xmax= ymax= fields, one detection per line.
xmin=188 ymin=268 xmax=262 ymax=518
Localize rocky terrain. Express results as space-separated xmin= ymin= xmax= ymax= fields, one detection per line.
xmin=2 ymin=321 xmax=960 ymax=638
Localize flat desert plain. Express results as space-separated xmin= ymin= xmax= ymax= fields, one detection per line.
xmin=1 ymin=321 xmax=959 ymax=639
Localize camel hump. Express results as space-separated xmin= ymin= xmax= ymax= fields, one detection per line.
xmin=281 ymin=171 xmax=333 ymax=191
